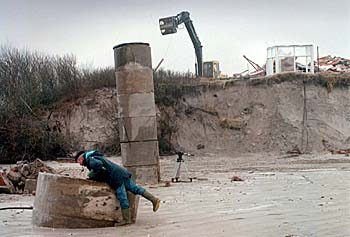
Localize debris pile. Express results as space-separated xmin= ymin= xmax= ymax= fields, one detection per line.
xmin=0 ymin=159 xmax=55 ymax=194
xmin=319 ymin=55 xmax=350 ymax=73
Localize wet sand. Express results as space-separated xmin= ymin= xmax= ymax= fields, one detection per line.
xmin=1 ymin=153 xmax=350 ymax=236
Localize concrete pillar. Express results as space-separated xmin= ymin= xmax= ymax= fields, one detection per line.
xmin=113 ymin=42 xmax=160 ymax=184
xmin=32 ymin=173 xmax=139 ymax=228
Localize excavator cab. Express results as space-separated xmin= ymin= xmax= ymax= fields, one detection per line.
xmin=159 ymin=16 xmax=178 ymax=35
xmin=203 ymin=61 xmax=220 ymax=79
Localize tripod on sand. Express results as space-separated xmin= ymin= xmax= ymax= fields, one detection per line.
xmin=171 ymin=152 xmax=193 ymax=183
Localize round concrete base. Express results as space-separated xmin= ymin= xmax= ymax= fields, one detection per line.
xmin=32 ymin=173 xmax=139 ymax=228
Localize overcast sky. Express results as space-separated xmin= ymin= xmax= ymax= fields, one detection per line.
xmin=1 ymin=0 xmax=349 ymax=75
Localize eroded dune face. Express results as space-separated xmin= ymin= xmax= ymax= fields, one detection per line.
xmin=51 ymin=74 xmax=350 ymax=154
xmin=173 ymin=79 xmax=350 ymax=154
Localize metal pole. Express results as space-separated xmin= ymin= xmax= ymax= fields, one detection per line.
xmin=317 ymin=46 xmax=320 ymax=72
xmin=154 ymin=58 xmax=164 ymax=73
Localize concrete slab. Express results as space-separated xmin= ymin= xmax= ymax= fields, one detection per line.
xmin=118 ymin=116 xmax=157 ymax=142
xmin=116 ymin=65 xmax=154 ymax=94
xmin=32 ymin=173 xmax=138 ymax=228
xmin=117 ymin=93 xmax=156 ymax=118
xmin=126 ymin=165 xmax=160 ymax=185
xmin=24 ymin=179 xmax=36 ymax=193
xmin=113 ymin=43 xmax=152 ymax=69
xmin=121 ymin=141 xmax=159 ymax=166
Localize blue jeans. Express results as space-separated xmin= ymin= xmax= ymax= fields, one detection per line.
xmin=116 ymin=178 xmax=145 ymax=209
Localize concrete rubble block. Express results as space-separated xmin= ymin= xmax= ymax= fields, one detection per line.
xmin=33 ymin=173 xmax=139 ymax=228
xmin=219 ymin=117 xmax=247 ymax=130
xmin=20 ymin=164 xmax=31 ymax=177
xmin=113 ymin=43 xmax=152 ymax=69
xmin=24 ymin=179 xmax=37 ymax=193
xmin=0 ymin=171 xmax=6 ymax=186
xmin=117 ymin=93 xmax=156 ymax=118
xmin=118 ymin=116 xmax=157 ymax=142
xmin=0 ymin=171 xmax=15 ymax=194
xmin=0 ymin=186 xmax=12 ymax=194
xmin=7 ymin=170 xmax=22 ymax=183
xmin=126 ymin=165 xmax=160 ymax=185
xmin=121 ymin=141 xmax=159 ymax=166
xmin=116 ymin=65 xmax=154 ymax=94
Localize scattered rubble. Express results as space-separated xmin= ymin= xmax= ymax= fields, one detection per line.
xmin=235 ymin=54 xmax=350 ymax=78
xmin=196 ymin=144 xmax=205 ymax=150
xmin=322 ymin=139 xmax=350 ymax=155
xmin=318 ymin=55 xmax=350 ymax=73
xmin=219 ymin=117 xmax=246 ymax=130
xmin=0 ymin=159 xmax=55 ymax=194
xmin=231 ymin=176 xmax=244 ymax=182
xmin=286 ymin=146 xmax=303 ymax=155
xmin=330 ymin=149 xmax=350 ymax=155
xmin=164 ymin=181 xmax=171 ymax=187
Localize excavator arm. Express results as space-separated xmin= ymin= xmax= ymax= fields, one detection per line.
xmin=159 ymin=11 xmax=203 ymax=77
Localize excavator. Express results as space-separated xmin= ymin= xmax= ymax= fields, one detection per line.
xmin=159 ymin=11 xmax=220 ymax=79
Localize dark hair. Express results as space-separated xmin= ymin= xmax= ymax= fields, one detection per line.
xmin=74 ymin=151 xmax=85 ymax=162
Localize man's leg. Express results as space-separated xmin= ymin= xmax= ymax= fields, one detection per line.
xmin=124 ymin=178 xmax=145 ymax=195
xmin=124 ymin=178 xmax=160 ymax=212
xmin=115 ymin=182 xmax=132 ymax=226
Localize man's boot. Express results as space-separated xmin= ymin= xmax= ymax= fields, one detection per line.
xmin=115 ymin=208 xmax=132 ymax=226
xmin=143 ymin=191 xmax=160 ymax=212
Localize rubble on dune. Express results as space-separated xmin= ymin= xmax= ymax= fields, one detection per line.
xmin=318 ymin=55 xmax=350 ymax=73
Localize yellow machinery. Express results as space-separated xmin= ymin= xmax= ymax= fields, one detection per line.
xmin=203 ymin=61 xmax=220 ymax=79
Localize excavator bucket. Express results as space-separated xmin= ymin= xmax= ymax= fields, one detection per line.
xmin=159 ymin=16 xmax=177 ymax=35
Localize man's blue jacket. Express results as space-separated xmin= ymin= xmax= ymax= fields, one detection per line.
xmin=83 ymin=150 xmax=131 ymax=189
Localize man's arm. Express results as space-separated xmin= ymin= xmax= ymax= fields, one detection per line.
xmin=87 ymin=157 xmax=107 ymax=181
xmin=88 ymin=157 xmax=104 ymax=172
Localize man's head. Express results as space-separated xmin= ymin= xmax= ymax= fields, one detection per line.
xmin=74 ymin=151 xmax=85 ymax=166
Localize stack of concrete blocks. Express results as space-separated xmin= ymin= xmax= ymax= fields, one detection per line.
xmin=113 ymin=42 xmax=160 ymax=184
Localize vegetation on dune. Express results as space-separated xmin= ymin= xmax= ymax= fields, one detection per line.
xmin=0 ymin=45 xmax=115 ymax=163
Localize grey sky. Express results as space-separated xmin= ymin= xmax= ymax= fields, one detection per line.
xmin=1 ymin=0 xmax=349 ymax=75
